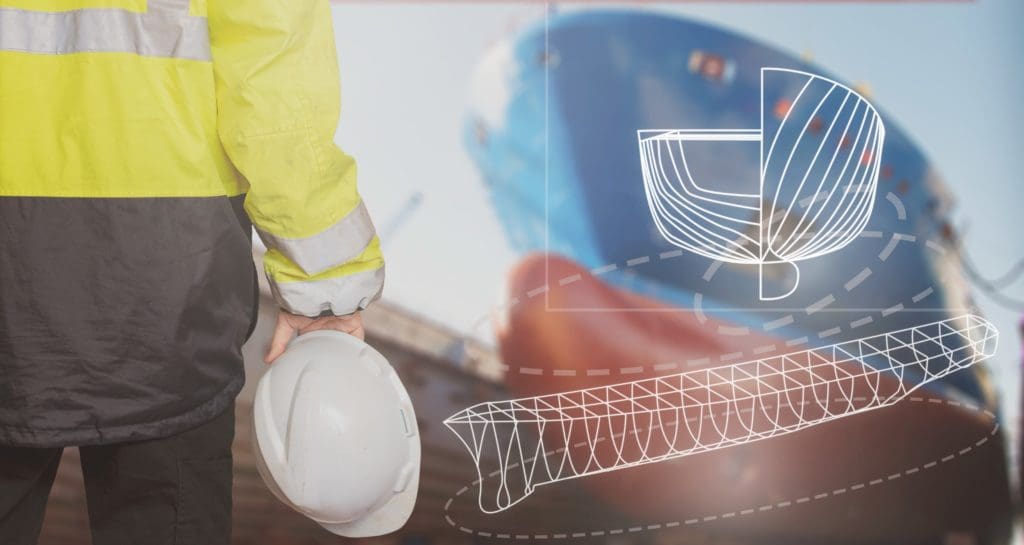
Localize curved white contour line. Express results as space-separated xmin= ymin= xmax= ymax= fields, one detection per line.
xmin=637 ymin=67 xmax=885 ymax=299
xmin=772 ymin=94 xmax=865 ymax=258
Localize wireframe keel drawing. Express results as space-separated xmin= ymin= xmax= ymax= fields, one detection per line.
xmin=638 ymin=68 xmax=886 ymax=300
xmin=444 ymin=315 xmax=997 ymax=513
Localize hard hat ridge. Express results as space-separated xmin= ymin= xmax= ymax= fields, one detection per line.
xmin=252 ymin=330 xmax=420 ymax=537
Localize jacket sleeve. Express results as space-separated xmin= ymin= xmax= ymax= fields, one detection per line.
xmin=207 ymin=0 xmax=384 ymax=317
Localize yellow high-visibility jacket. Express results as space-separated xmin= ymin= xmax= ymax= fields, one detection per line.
xmin=0 ymin=0 xmax=384 ymax=447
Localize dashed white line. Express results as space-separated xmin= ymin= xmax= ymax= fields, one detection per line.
xmin=926 ymin=240 xmax=946 ymax=254
xmin=818 ymin=327 xmax=842 ymax=339
xmin=912 ymin=287 xmax=934 ymax=303
xmin=882 ymin=303 xmax=904 ymax=317
xmin=476 ymin=234 xmax=945 ymax=382
xmin=693 ymin=293 xmax=706 ymax=323
xmin=878 ymin=236 xmax=902 ymax=261
xmin=764 ymin=314 xmax=795 ymax=331
xmin=753 ymin=344 xmax=778 ymax=355
xmin=527 ymin=286 xmax=549 ymax=298
xmin=718 ymin=325 xmax=751 ymax=336
xmin=850 ymin=316 xmax=874 ymax=329
xmin=687 ymin=357 xmax=710 ymax=368
xmin=559 ymin=274 xmax=581 ymax=286
xmin=845 ymin=268 xmax=873 ymax=291
xmin=806 ymin=294 xmax=836 ymax=315
xmin=886 ymin=192 xmax=907 ymax=220
xmin=702 ymin=261 xmax=723 ymax=281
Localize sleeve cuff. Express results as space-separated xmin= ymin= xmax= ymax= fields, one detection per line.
xmin=266 ymin=264 xmax=385 ymax=317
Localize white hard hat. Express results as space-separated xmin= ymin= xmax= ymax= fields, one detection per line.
xmin=251 ymin=330 xmax=420 ymax=537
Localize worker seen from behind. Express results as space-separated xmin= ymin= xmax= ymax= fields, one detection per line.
xmin=0 ymin=0 xmax=384 ymax=543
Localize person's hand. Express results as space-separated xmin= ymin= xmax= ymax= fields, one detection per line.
xmin=264 ymin=310 xmax=365 ymax=364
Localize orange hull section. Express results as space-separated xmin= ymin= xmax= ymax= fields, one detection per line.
xmin=495 ymin=254 xmax=1012 ymax=544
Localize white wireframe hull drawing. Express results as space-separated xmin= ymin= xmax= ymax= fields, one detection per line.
xmin=638 ymin=68 xmax=886 ymax=300
xmin=444 ymin=315 xmax=997 ymax=513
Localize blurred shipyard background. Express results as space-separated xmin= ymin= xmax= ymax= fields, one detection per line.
xmin=35 ymin=1 xmax=1024 ymax=544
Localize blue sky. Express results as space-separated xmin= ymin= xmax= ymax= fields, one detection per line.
xmin=330 ymin=1 xmax=1024 ymax=453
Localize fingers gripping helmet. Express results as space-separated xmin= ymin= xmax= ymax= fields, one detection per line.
xmin=252 ymin=330 xmax=420 ymax=537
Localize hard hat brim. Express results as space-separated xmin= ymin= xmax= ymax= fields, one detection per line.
xmin=317 ymin=467 xmax=420 ymax=537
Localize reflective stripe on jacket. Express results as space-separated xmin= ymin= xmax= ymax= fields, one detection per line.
xmin=0 ymin=0 xmax=384 ymax=447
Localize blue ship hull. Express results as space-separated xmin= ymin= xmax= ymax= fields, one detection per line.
xmin=460 ymin=11 xmax=1012 ymax=542
xmin=465 ymin=10 xmax=997 ymax=411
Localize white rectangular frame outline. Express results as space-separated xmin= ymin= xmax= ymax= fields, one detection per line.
xmin=540 ymin=3 xmax=970 ymax=314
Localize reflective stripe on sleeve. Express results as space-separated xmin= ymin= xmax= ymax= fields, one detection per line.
xmin=0 ymin=0 xmax=209 ymax=60
xmin=255 ymin=200 xmax=378 ymax=277
xmin=268 ymin=265 xmax=386 ymax=317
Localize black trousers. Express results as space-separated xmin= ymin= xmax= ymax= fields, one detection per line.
xmin=0 ymin=403 xmax=235 ymax=545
